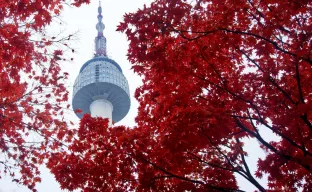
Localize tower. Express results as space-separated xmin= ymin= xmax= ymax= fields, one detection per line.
xmin=72 ymin=1 xmax=130 ymax=125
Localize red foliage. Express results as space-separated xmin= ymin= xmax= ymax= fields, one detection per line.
xmin=49 ymin=114 xmax=237 ymax=191
xmin=49 ymin=0 xmax=312 ymax=191
xmin=119 ymin=0 xmax=312 ymax=191
xmin=0 ymin=0 xmax=89 ymax=191
xmin=48 ymin=115 xmax=136 ymax=191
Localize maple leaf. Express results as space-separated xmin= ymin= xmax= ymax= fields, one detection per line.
xmin=74 ymin=109 xmax=82 ymax=114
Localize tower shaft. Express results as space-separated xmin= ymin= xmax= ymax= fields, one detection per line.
xmin=90 ymin=99 xmax=113 ymax=126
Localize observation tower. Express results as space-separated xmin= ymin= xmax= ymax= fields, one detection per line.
xmin=72 ymin=2 xmax=130 ymax=125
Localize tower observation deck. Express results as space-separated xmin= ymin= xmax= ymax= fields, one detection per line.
xmin=72 ymin=2 xmax=130 ymax=125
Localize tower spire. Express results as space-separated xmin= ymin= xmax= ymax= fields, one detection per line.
xmin=95 ymin=0 xmax=107 ymax=57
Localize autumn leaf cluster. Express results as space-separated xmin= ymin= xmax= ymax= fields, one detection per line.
xmin=2 ymin=0 xmax=311 ymax=191
xmin=120 ymin=0 xmax=312 ymax=190
xmin=49 ymin=0 xmax=312 ymax=191
xmin=0 ymin=0 xmax=89 ymax=191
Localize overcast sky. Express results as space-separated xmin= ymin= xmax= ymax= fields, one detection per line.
xmin=0 ymin=0 xmax=272 ymax=191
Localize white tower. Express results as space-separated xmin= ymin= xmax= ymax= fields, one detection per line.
xmin=72 ymin=2 xmax=131 ymax=126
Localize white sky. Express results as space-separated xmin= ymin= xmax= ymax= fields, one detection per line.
xmin=0 ymin=0 xmax=273 ymax=191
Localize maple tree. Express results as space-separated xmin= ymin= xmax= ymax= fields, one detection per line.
xmin=48 ymin=0 xmax=312 ymax=191
xmin=0 ymin=0 xmax=90 ymax=191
